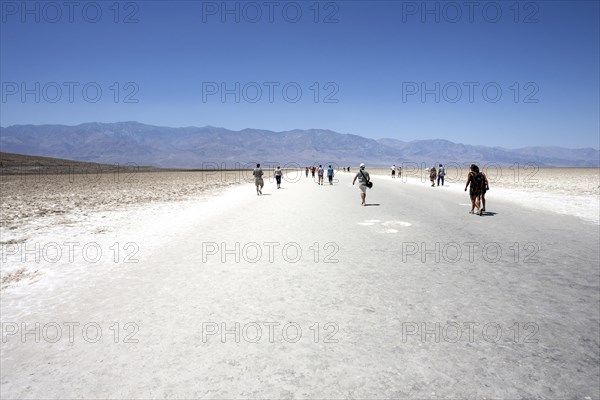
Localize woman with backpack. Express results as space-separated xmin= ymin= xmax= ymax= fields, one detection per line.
xmin=429 ymin=166 xmax=437 ymax=187
xmin=464 ymin=164 xmax=488 ymax=215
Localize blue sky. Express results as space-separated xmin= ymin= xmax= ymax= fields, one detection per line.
xmin=1 ymin=0 xmax=599 ymax=149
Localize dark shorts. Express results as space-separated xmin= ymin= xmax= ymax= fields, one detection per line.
xmin=275 ymin=176 xmax=282 ymax=184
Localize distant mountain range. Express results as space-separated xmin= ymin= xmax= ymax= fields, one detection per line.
xmin=1 ymin=122 xmax=598 ymax=168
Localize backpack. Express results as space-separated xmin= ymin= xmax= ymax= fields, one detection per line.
xmin=471 ymin=172 xmax=484 ymax=190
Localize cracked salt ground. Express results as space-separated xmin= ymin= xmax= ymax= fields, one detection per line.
xmin=357 ymin=220 xmax=412 ymax=233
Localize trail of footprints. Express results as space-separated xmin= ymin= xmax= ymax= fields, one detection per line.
xmin=356 ymin=219 xmax=412 ymax=233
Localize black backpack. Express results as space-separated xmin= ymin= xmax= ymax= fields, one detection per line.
xmin=471 ymin=172 xmax=484 ymax=190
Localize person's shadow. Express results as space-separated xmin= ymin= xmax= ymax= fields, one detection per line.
xmin=365 ymin=203 xmax=380 ymax=206
xmin=479 ymin=211 xmax=497 ymax=216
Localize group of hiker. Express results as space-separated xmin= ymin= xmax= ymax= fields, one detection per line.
xmin=252 ymin=162 xmax=489 ymax=214
xmin=304 ymin=165 xmax=335 ymax=185
xmin=430 ymin=163 xmax=489 ymax=215
xmin=428 ymin=163 xmax=490 ymax=215
xmin=253 ymin=163 xmax=338 ymax=195
xmin=428 ymin=164 xmax=446 ymax=187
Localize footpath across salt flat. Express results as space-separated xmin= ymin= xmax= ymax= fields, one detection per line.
xmin=1 ymin=171 xmax=599 ymax=398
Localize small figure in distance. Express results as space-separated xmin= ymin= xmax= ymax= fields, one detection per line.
xmin=398 ymin=166 xmax=402 ymax=178
xmin=352 ymin=163 xmax=371 ymax=206
xmin=317 ymin=164 xmax=324 ymax=185
xmin=391 ymin=164 xmax=396 ymax=179
xmin=327 ymin=165 xmax=334 ymax=185
xmin=311 ymin=166 xmax=316 ymax=178
xmin=429 ymin=166 xmax=437 ymax=187
xmin=253 ymin=163 xmax=264 ymax=195
xmin=274 ymin=166 xmax=283 ymax=189
xmin=437 ymin=164 xmax=445 ymax=186
xmin=305 ymin=167 xmax=309 ymax=178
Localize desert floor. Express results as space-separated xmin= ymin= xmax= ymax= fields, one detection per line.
xmin=1 ymin=171 xmax=599 ymax=398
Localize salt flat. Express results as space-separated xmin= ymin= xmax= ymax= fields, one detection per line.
xmin=1 ymin=171 xmax=599 ymax=398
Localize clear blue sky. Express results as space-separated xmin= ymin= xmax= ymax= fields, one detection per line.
xmin=1 ymin=0 xmax=599 ymax=149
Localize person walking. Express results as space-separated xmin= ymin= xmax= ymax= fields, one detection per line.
xmin=317 ymin=165 xmax=324 ymax=185
xmin=352 ymin=163 xmax=372 ymax=206
xmin=429 ymin=166 xmax=437 ymax=187
xmin=464 ymin=164 xmax=487 ymax=215
xmin=253 ymin=163 xmax=264 ymax=195
xmin=311 ymin=166 xmax=316 ymax=178
xmin=327 ymin=165 xmax=334 ymax=185
xmin=305 ymin=167 xmax=309 ymax=178
xmin=391 ymin=164 xmax=396 ymax=179
xmin=437 ymin=164 xmax=445 ymax=186
xmin=274 ymin=166 xmax=283 ymax=189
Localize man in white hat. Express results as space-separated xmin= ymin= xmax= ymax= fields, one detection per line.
xmin=352 ymin=163 xmax=371 ymax=206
